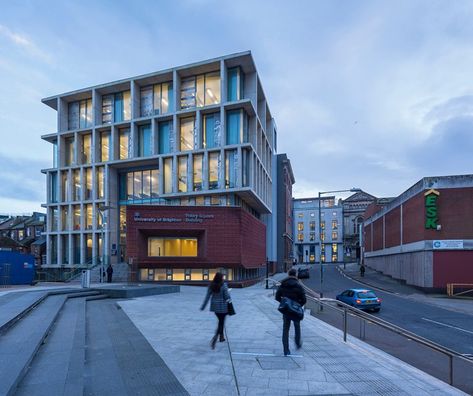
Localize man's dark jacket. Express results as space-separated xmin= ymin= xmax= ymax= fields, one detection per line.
xmin=275 ymin=276 xmax=307 ymax=306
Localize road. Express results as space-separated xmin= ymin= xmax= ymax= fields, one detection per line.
xmin=302 ymin=264 xmax=473 ymax=355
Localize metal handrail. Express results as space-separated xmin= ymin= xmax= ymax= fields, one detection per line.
xmin=267 ymin=277 xmax=472 ymax=387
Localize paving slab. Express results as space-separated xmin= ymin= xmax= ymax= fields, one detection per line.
xmin=118 ymin=284 xmax=467 ymax=396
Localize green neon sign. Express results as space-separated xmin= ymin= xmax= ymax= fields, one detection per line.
xmin=424 ymin=189 xmax=440 ymax=229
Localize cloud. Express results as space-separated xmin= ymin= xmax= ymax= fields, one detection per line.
xmin=0 ymin=24 xmax=52 ymax=63
xmin=0 ymin=153 xmax=47 ymax=203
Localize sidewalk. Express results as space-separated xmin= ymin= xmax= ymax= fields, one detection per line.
xmin=118 ymin=283 xmax=466 ymax=395
xmin=340 ymin=263 xmax=473 ymax=316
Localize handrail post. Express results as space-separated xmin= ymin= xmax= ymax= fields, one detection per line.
xmin=343 ymin=308 xmax=347 ymax=342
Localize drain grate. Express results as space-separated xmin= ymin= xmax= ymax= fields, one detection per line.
xmin=256 ymin=356 xmax=301 ymax=370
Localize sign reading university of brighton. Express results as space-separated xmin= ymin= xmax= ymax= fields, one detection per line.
xmin=133 ymin=212 xmax=215 ymax=224
xmin=424 ymin=188 xmax=440 ymax=230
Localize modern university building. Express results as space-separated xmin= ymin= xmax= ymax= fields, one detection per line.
xmin=41 ymin=51 xmax=280 ymax=285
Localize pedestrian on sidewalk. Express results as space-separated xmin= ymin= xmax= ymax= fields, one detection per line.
xmin=360 ymin=264 xmax=365 ymax=277
xmin=275 ymin=268 xmax=307 ymax=356
xmin=106 ymin=264 xmax=113 ymax=283
xmin=200 ymin=272 xmax=232 ymax=349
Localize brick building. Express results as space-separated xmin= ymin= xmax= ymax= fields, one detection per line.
xmin=126 ymin=205 xmax=266 ymax=285
xmin=363 ymin=175 xmax=473 ymax=291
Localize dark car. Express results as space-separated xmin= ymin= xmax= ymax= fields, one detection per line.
xmin=336 ymin=288 xmax=381 ymax=312
xmin=297 ymin=268 xmax=310 ymax=279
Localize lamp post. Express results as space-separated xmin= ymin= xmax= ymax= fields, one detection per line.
xmin=98 ymin=205 xmax=114 ymax=283
xmin=318 ymin=188 xmax=361 ymax=303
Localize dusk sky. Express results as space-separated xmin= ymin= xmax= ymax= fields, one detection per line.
xmin=1 ymin=0 xmax=473 ymax=213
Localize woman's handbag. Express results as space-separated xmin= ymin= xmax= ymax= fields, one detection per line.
xmin=227 ymin=300 xmax=236 ymax=316
xmin=278 ymin=297 xmax=304 ymax=321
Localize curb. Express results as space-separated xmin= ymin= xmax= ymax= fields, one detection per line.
xmin=337 ymin=265 xmax=398 ymax=294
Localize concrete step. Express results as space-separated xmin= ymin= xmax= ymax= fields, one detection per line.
xmin=83 ymin=300 xmax=188 ymax=395
xmin=0 ymin=294 xmax=67 ymax=396
xmin=14 ymin=298 xmax=87 ymax=396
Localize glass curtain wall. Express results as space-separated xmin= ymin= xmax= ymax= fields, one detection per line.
xmin=180 ymin=72 xmax=220 ymax=109
xmin=81 ymin=134 xmax=92 ymax=164
xmin=102 ymin=91 xmax=131 ymax=124
xmin=96 ymin=167 xmax=104 ymax=199
xmin=61 ymin=171 xmax=70 ymax=201
xmin=227 ymin=67 xmax=243 ymax=101
xmin=64 ymin=137 xmax=74 ymax=166
xmin=202 ymin=113 xmax=220 ymax=148
xmin=50 ymin=172 xmax=58 ymax=203
xmin=85 ymin=204 xmax=93 ymax=229
xmin=208 ymin=152 xmax=220 ymax=189
xmin=158 ymin=121 xmax=171 ymax=154
xmin=68 ymin=99 xmax=92 ymax=130
xmin=226 ymin=110 xmax=248 ymax=145
xmin=138 ymin=124 xmax=152 ymax=157
xmin=178 ymin=156 xmax=188 ymax=192
xmin=164 ymin=158 xmax=173 ymax=193
xmin=73 ymin=205 xmax=81 ymax=230
xmin=100 ymin=131 xmax=111 ymax=162
xmin=180 ymin=117 xmax=195 ymax=151
xmin=119 ymin=128 xmax=131 ymax=159
xmin=61 ymin=206 xmax=69 ymax=231
xmin=73 ymin=169 xmax=81 ymax=201
xmin=193 ymin=154 xmax=203 ymax=191
xmin=140 ymin=82 xmax=174 ymax=116
xmin=225 ymin=150 xmax=237 ymax=188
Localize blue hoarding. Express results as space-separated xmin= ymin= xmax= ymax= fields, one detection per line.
xmin=0 ymin=251 xmax=36 ymax=285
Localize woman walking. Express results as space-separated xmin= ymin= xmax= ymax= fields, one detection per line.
xmin=200 ymin=272 xmax=231 ymax=349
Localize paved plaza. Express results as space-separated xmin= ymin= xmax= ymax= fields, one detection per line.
xmin=119 ymin=281 xmax=466 ymax=396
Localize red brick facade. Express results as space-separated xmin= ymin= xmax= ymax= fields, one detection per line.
xmin=126 ymin=205 xmax=266 ymax=271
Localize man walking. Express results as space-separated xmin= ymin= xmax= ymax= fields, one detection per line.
xmin=106 ymin=264 xmax=113 ymax=283
xmin=275 ymin=268 xmax=307 ymax=356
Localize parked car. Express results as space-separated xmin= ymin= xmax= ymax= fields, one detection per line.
xmin=297 ymin=268 xmax=310 ymax=279
xmin=336 ymin=288 xmax=381 ymax=312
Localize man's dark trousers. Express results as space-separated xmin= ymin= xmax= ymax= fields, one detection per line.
xmin=282 ymin=315 xmax=301 ymax=355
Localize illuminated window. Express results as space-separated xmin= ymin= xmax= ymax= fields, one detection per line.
xmin=100 ymin=131 xmax=111 ymax=162
xmin=332 ymin=243 xmax=338 ymax=253
xmin=208 ymin=152 xmax=220 ymax=189
xmin=102 ymin=91 xmax=131 ymax=124
xmin=164 ymin=158 xmax=173 ymax=193
xmin=193 ymin=154 xmax=203 ymax=191
xmin=297 ymin=233 xmax=303 ymax=241
xmin=119 ymin=128 xmax=130 ymax=159
xmin=210 ymin=195 xmax=220 ymax=205
xmin=309 ymin=221 xmax=315 ymax=231
xmin=148 ymin=237 xmax=198 ymax=257
xmin=81 ymin=134 xmax=92 ymax=164
xmin=321 ymin=232 xmax=325 ymax=241
xmin=332 ymin=255 xmax=337 ymax=262
xmin=298 ymin=213 xmax=303 ymax=218
xmin=84 ymin=168 xmax=92 ymax=200
xmin=173 ymin=269 xmax=185 ymax=281
xmin=321 ymin=220 xmax=325 ymax=229
xmin=332 ymin=231 xmax=338 ymax=240
xmin=297 ymin=222 xmax=304 ymax=231
xmin=61 ymin=170 xmax=70 ymax=201
xmin=178 ymin=156 xmax=188 ymax=192
xmin=225 ymin=150 xmax=237 ymax=188
xmin=191 ymin=269 xmax=203 ymax=281
xmin=73 ymin=205 xmax=81 ymax=230
xmin=153 ymin=269 xmax=167 ymax=281
xmin=61 ymin=206 xmax=69 ymax=231
xmin=140 ymin=82 xmax=174 ymax=116
xmin=321 ymin=254 xmax=326 ymax=263
xmin=64 ymin=137 xmax=74 ymax=166
xmin=332 ymin=220 xmax=338 ymax=229
xmin=180 ymin=71 xmax=220 ymax=109
xmin=85 ymin=204 xmax=93 ymax=230
xmin=180 ymin=117 xmax=195 ymax=151
xmin=96 ymin=167 xmax=104 ymax=199
xmin=309 ymin=232 xmax=315 ymax=241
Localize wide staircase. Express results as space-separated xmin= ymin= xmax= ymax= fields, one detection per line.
xmin=89 ymin=262 xmax=131 ymax=283
xmin=0 ymin=288 xmax=188 ymax=396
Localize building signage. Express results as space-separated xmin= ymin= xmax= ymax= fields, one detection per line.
xmin=424 ymin=189 xmax=440 ymax=230
xmin=133 ymin=212 xmax=215 ymax=224
xmin=433 ymin=240 xmax=464 ymax=250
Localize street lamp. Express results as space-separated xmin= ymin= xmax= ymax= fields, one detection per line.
xmin=318 ymin=188 xmax=361 ymax=303
xmin=98 ymin=205 xmax=114 ymax=283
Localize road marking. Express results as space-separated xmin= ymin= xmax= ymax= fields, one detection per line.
xmin=421 ymin=318 xmax=473 ymax=335
xmin=232 ymin=352 xmax=303 ymax=358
